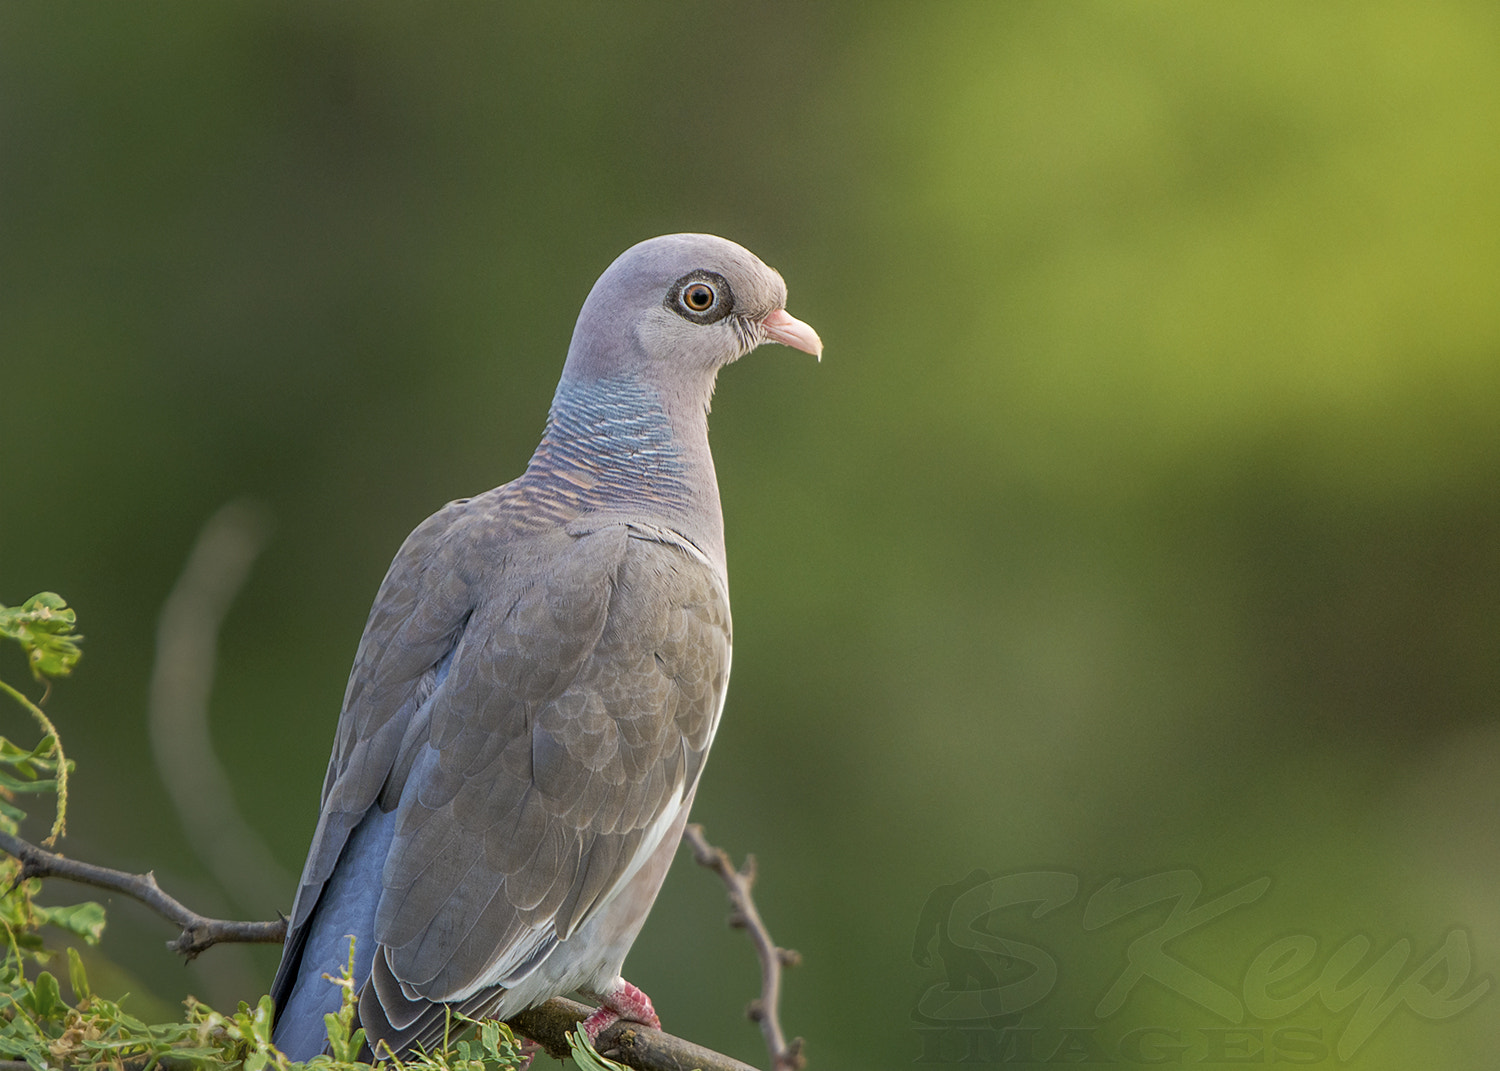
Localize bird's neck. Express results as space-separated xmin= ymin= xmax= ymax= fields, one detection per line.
xmin=524 ymin=373 xmax=725 ymax=560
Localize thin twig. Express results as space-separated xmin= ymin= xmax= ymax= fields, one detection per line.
xmin=149 ymin=499 xmax=290 ymax=916
xmin=0 ymin=677 xmax=69 ymax=847
xmin=0 ymin=829 xmax=284 ymax=958
xmin=683 ymin=824 xmax=804 ymax=1071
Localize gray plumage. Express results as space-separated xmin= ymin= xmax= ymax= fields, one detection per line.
xmin=269 ymin=234 xmax=821 ymax=1060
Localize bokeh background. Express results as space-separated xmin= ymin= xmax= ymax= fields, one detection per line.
xmin=3 ymin=3 xmax=1498 ymax=1067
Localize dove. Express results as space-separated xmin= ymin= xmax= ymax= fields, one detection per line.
xmin=269 ymin=233 xmax=821 ymax=1060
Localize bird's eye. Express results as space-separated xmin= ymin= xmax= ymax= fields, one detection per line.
xmin=667 ymin=271 xmax=733 ymax=324
xmin=683 ymin=283 xmax=715 ymax=311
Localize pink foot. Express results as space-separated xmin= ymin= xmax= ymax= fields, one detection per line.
xmin=581 ymin=977 xmax=661 ymax=1042
xmin=514 ymin=1038 xmax=540 ymax=1070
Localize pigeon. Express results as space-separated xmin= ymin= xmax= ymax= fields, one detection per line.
xmin=269 ymin=233 xmax=821 ymax=1060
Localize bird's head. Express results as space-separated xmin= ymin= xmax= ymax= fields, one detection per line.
xmin=560 ymin=233 xmax=821 ymax=393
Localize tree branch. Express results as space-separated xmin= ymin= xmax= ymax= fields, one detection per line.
xmin=0 ymin=828 xmax=786 ymax=1071
xmin=683 ymin=824 xmax=804 ymax=1071
xmin=0 ymin=829 xmax=285 ymax=958
xmin=511 ymin=997 xmax=761 ymax=1071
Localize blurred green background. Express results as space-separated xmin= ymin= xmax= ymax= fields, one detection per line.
xmin=3 ymin=3 xmax=1498 ymax=1067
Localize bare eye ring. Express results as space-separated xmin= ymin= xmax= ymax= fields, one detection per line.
xmin=667 ymin=270 xmax=733 ymax=323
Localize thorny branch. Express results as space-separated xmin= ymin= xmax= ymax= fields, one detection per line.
xmin=0 ymin=825 xmax=795 ymax=1071
xmin=0 ymin=829 xmax=285 ymax=958
xmin=683 ymin=823 xmax=804 ymax=1071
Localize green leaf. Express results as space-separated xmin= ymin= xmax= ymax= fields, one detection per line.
xmin=26 ymin=970 xmax=67 ymax=1021
xmin=35 ymin=900 xmax=107 ymax=943
xmin=0 ymin=735 xmax=65 ymax=782
xmin=250 ymin=993 xmax=276 ymax=1044
xmin=567 ymin=1030 xmax=631 ymax=1071
xmin=66 ymin=947 xmax=91 ymax=1002
xmin=114 ymin=1008 xmax=150 ymax=1032
xmin=0 ymin=1035 xmax=48 ymax=1071
xmin=0 ymin=736 xmax=49 ymax=762
xmin=0 ymin=593 xmax=84 ymax=681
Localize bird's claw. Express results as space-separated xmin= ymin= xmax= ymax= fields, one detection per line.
xmin=581 ymin=979 xmax=661 ymax=1042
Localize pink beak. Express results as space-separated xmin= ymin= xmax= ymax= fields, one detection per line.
xmin=760 ymin=308 xmax=823 ymax=360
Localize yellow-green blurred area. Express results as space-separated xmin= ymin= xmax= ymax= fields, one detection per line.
xmin=2 ymin=3 xmax=1497 ymax=1067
